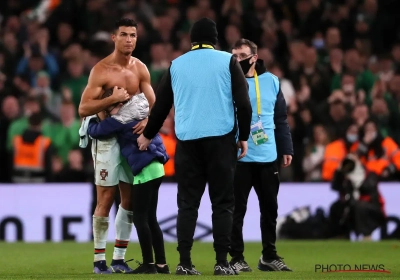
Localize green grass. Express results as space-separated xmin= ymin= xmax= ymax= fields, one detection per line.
xmin=0 ymin=241 xmax=399 ymax=279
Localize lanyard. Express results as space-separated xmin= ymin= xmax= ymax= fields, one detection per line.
xmin=191 ymin=44 xmax=214 ymax=50
xmin=254 ymin=71 xmax=261 ymax=118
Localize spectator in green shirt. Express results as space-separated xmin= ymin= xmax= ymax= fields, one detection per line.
xmin=48 ymin=100 xmax=81 ymax=164
xmin=7 ymin=96 xmax=52 ymax=151
xmin=60 ymin=58 xmax=88 ymax=116
xmin=331 ymin=48 xmax=376 ymax=101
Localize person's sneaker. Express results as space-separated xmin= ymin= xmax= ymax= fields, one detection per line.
xmin=214 ymin=261 xmax=237 ymax=275
xmin=257 ymin=256 xmax=293 ymax=271
xmin=175 ymin=263 xmax=201 ymax=275
xmin=93 ymin=260 xmax=112 ymax=274
xmin=110 ymin=259 xmax=134 ymax=273
xmin=230 ymin=259 xmax=252 ymax=272
xmin=231 ymin=264 xmax=240 ymax=275
xmin=128 ymin=262 xmax=157 ymax=274
xmin=156 ymin=264 xmax=171 ymax=274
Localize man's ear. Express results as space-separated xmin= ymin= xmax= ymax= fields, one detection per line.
xmin=251 ymin=54 xmax=258 ymax=63
xmin=111 ymin=34 xmax=116 ymax=42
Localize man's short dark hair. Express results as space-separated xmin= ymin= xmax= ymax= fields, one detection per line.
xmin=269 ymin=62 xmax=282 ymax=70
xmin=233 ymin=39 xmax=258 ymax=55
xmin=30 ymin=51 xmax=43 ymax=59
xmin=377 ymin=53 xmax=392 ymax=61
xmin=24 ymin=96 xmax=40 ymax=105
xmin=101 ymin=88 xmax=114 ymax=99
xmin=114 ymin=18 xmax=138 ymax=32
xmin=341 ymin=71 xmax=356 ymax=79
xmin=28 ymin=112 xmax=43 ymax=126
xmin=61 ymin=99 xmax=75 ymax=107
xmin=330 ymin=99 xmax=344 ymax=106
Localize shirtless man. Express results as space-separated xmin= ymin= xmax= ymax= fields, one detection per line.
xmin=78 ymin=18 xmax=155 ymax=274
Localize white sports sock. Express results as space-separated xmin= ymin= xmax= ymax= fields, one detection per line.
xmin=93 ymin=216 xmax=109 ymax=262
xmin=113 ymin=205 xmax=133 ymax=260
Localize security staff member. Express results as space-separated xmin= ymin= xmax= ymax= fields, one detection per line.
xmin=137 ymin=18 xmax=252 ymax=276
xmin=355 ymin=119 xmax=400 ymax=178
xmin=229 ymin=39 xmax=293 ymax=272
xmin=322 ymin=123 xmax=359 ymax=181
xmin=12 ymin=112 xmax=54 ymax=183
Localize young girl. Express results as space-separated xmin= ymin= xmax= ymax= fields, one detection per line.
xmin=88 ymin=89 xmax=170 ymax=274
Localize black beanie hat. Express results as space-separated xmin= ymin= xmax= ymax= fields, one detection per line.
xmin=190 ymin=18 xmax=218 ymax=46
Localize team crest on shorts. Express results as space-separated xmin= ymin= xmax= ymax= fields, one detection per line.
xmin=99 ymin=169 xmax=108 ymax=180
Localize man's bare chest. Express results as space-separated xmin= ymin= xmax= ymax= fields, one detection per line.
xmin=103 ymin=68 xmax=140 ymax=94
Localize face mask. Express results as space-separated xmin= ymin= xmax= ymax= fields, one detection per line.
xmin=239 ymin=56 xmax=254 ymax=75
xmin=346 ymin=133 xmax=358 ymax=143
xmin=312 ymin=38 xmax=324 ymax=50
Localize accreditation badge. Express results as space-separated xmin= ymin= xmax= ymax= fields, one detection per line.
xmin=250 ymin=121 xmax=268 ymax=145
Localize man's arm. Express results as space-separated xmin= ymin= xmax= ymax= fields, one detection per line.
xmin=131 ymin=61 xmax=157 ymax=134
xmin=274 ymin=85 xmax=294 ymax=156
xmin=138 ymin=61 xmax=156 ymax=111
xmin=142 ymin=65 xmax=174 ymax=139
xmin=78 ymin=67 xmax=129 ymax=117
xmin=45 ymin=144 xmax=56 ymax=182
xmin=87 ymin=118 xmax=124 ymax=139
xmin=7 ymin=122 xmax=18 ymax=151
xmin=331 ymin=170 xmax=345 ymax=192
xmin=229 ymin=56 xmax=252 ymax=140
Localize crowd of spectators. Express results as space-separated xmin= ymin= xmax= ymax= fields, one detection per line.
xmin=1 ymin=0 xmax=400 ymax=183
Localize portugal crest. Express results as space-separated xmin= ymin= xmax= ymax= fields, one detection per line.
xmin=100 ymin=169 xmax=108 ymax=180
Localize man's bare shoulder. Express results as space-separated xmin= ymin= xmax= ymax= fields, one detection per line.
xmin=131 ymin=56 xmax=150 ymax=77
xmin=130 ymin=56 xmax=147 ymax=69
xmin=90 ymin=56 xmax=112 ymax=75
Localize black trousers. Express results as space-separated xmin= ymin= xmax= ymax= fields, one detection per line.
xmin=328 ymin=199 xmax=352 ymax=238
xmin=175 ymin=133 xmax=237 ymax=264
xmin=329 ymin=199 xmax=385 ymax=238
xmin=230 ymin=161 xmax=280 ymax=261
xmin=131 ymin=177 xmax=166 ymax=264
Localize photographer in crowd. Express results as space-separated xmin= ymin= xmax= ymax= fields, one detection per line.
xmin=355 ymin=119 xmax=400 ymax=180
xmin=328 ymin=152 xmax=386 ymax=240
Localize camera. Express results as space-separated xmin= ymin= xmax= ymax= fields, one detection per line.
xmin=341 ymin=156 xmax=356 ymax=174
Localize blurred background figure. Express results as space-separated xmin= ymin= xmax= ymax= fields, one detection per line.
xmin=52 ymin=148 xmax=88 ymax=182
xmin=159 ymin=109 xmax=176 ymax=182
xmin=322 ymin=123 xmax=359 ymax=182
xmin=0 ymin=0 xmax=400 ymax=184
xmin=48 ymin=100 xmax=81 ymax=165
xmin=302 ymin=125 xmax=329 ymax=182
xmin=0 ymin=95 xmax=20 ymax=182
xmin=11 ymin=112 xmax=54 ymax=183
xmin=355 ymin=119 xmax=400 ymax=180
xmin=328 ymin=153 xmax=385 ymax=241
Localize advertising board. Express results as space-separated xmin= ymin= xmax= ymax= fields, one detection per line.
xmin=1 ymin=183 xmax=399 ymax=242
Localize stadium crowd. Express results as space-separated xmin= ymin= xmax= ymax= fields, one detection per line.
xmin=1 ymin=0 xmax=400 ymax=183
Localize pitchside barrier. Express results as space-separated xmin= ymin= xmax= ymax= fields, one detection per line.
xmin=0 ymin=183 xmax=399 ymax=242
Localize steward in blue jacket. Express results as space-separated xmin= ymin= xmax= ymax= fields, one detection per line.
xmin=229 ymin=39 xmax=293 ymax=273
xmin=136 ymin=18 xmax=252 ymax=275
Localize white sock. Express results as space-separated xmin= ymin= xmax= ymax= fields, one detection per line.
xmin=93 ymin=216 xmax=109 ymax=262
xmin=113 ymin=205 xmax=133 ymax=260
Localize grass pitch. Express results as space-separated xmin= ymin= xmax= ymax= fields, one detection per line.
xmin=0 ymin=241 xmax=399 ymax=279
